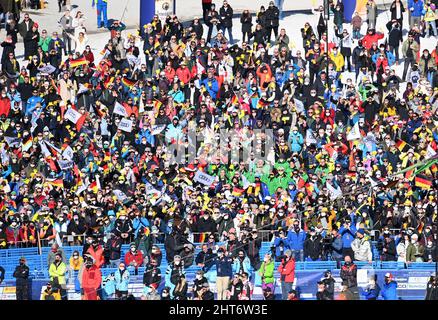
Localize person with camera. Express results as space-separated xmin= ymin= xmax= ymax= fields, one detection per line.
xmin=287 ymin=219 xmax=306 ymax=262
xmin=321 ymin=270 xmax=335 ymax=300
xmin=339 ymin=216 xmax=357 ymax=259
xmin=379 ymin=231 xmax=397 ymax=261
xmin=272 ymin=228 xmax=290 ymax=262
xmin=244 ymin=229 xmax=262 ymax=271
xmin=42 ymin=281 xmax=61 ymax=300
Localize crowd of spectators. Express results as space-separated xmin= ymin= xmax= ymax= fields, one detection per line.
xmin=0 ymin=0 xmax=437 ymax=300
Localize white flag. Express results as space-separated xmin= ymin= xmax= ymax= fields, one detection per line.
xmin=113 ymin=101 xmax=128 ymax=117
xmin=193 ymin=170 xmax=215 ymax=187
xmin=64 ymin=108 xmax=82 ymax=124
xmin=77 ymin=83 xmax=90 ymax=95
xmin=326 ymin=182 xmax=342 ymax=200
xmin=347 ymin=122 xmax=361 ymax=141
xmin=426 ymin=145 xmax=437 ymax=160
xmin=62 ymin=145 xmax=74 ymax=160
xmin=305 ymin=129 xmax=317 ymax=145
xmin=118 ymin=118 xmax=133 ymax=132
xmin=150 ymin=124 xmax=167 ymax=135
xmin=113 ymin=190 xmax=128 ymax=202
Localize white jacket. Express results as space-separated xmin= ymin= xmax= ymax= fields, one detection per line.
xmin=351 ymin=237 xmax=373 ymax=262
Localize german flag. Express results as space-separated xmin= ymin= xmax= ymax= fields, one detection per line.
xmin=69 ymin=56 xmax=89 ymax=68
xmin=47 ymin=178 xmax=64 ymax=189
xmin=414 ymin=175 xmax=432 ymax=190
xmin=122 ymin=77 xmax=135 ymax=88
xmin=232 ymin=187 xmax=245 ymax=197
xmin=256 ymin=98 xmax=269 ymax=110
xmin=21 ymin=136 xmax=33 ymax=152
xmin=395 ymin=139 xmax=408 ymax=152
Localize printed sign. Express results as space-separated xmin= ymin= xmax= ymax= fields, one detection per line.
xmin=118 ymin=118 xmax=133 ymax=132
xmin=193 ymin=170 xmax=215 ymax=187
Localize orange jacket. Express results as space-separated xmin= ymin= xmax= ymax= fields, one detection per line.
xmin=82 ymin=265 xmax=102 ymax=300
xmin=175 ymin=67 xmax=192 ymax=84
xmin=256 ymin=64 xmax=272 ymax=88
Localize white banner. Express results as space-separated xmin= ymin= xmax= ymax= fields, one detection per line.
xmin=64 ymin=108 xmax=82 ymax=124
xmin=150 ymin=124 xmax=167 ymax=135
xmin=426 ymin=145 xmax=437 ymax=160
xmin=326 ymin=181 xmax=342 ymax=200
xmin=58 ymin=160 xmax=73 ymax=170
xmin=38 ymin=64 xmax=56 ymax=74
xmin=118 ymin=118 xmax=133 ymax=132
xmin=305 ymin=129 xmax=317 ymax=145
xmin=113 ymin=101 xmax=128 ymax=117
xmin=113 ymin=189 xmax=128 ymax=202
xmin=193 ymin=170 xmax=215 ymax=187
xmin=347 ymin=122 xmax=361 ymax=141
xmin=155 ymin=0 xmax=175 ymax=21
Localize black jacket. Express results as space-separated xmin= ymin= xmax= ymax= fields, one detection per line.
xmin=304 ymin=235 xmax=323 ymax=260
xmin=143 ymin=264 xmax=161 ymax=287
xmin=13 ymin=263 xmax=29 ymax=285
xmin=219 ymin=5 xmax=233 ymax=28
xmin=240 ymin=13 xmax=253 ymax=33
xmin=316 ymin=289 xmax=332 ymax=300
xmin=265 ymin=6 xmax=280 ymax=27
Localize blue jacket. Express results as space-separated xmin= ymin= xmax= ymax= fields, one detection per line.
xmin=25 ymin=96 xmax=45 ymax=116
xmin=288 ymin=132 xmax=304 ymax=153
xmin=232 ymin=257 xmax=251 ymax=274
xmin=381 ymin=281 xmax=398 ymax=300
xmin=362 ymin=284 xmax=381 ymax=300
xmin=92 ymin=0 xmax=108 ymax=7
xmin=408 ymin=0 xmax=424 ymax=17
xmin=114 ymin=268 xmax=130 ymax=291
xmin=338 ymin=225 xmax=357 ymax=248
xmin=287 ymin=230 xmax=307 ymax=251
xmin=132 ymin=217 xmax=150 ymax=238
xmin=216 ymin=256 xmax=233 ymax=277
xmin=201 ymin=77 xmax=219 ymax=100
xmin=273 ymin=237 xmax=291 ymax=258
xmin=331 ymin=234 xmax=343 ymax=260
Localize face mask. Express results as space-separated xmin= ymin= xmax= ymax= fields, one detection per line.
xmin=174 ymin=260 xmax=180 ymax=265
xmin=196 ymin=275 xmax=202 ymax=280
xmin=218 ymin=253 xmax=224 ymax=258
xmin=130 ymin=248 xmax=136 ymax=252
xmin=162 ymin=293 xmax=169 ymax=297
xmin=411 ymin=240 xmax=417 ymax=244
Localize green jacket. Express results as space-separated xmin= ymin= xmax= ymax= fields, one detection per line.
xmin=258 ymin=261 xmax=275 ymax=284
xmin=38 ymin=37 xmax=52 ymax=52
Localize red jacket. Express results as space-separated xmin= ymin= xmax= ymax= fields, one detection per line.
xmin=362 ymin=33 xmax=384 ymax=51
xmin=278 ymin=258 xmax=295 ymax=283
xmin=0 ymin=97 xmax=11 ymax=117
xmin=124 ymin=250 xmax=144 ymax=268
xmin=82 ymin=265 xmax=102 ymax=300
xmin=176 ymin=67 xmax=192 ymax=84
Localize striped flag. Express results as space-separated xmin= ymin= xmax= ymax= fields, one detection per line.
xmin=232 ymin=187 xmax=245 ymax=197
xmin=47 ymin=178 xmax=64 ymax=189
xmin=414 ymin=175 xmax=432 ymax=190
xmin=104 ymin=76 xmax=114 ymax=89
xmin=69 ymin=56 xmax=89 ymax=68
xmin=21 ymin=136 xmax=33 ymax=152
xmin=395 ymin=139 xmax=408 ymax=152
xmin=405 ymin=169 xmax=414 ymax=181
xmin=122 ymin=77 xmax=135 ymax=88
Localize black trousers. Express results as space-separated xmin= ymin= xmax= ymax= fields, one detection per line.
xmin=403 ymin=56 xmax=416 ymax=81
xmin=202 ymin=3 xmax=212 ymax=23
xmin=265 ymin=25 xmax=278 ymax=42
xmin=16 ymin=283 xmax=29 ymax=300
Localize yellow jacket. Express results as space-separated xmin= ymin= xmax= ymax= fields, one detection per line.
xmin=329 ymin=52 xmax=345 ymax=72
xmin=49 ymin=262 xmax=67 ymax=285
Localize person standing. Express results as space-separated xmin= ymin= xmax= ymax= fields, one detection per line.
xmin=265 ymin=1 xmax=280 ymax=43
xmin=202 ymin=0 xmax=213 ymax=23
xmin=322 ymin=270 xmax=335 ymax=300
xmin=59 ymin=10 xmax=75 ymax=55
xmin=278 ymin=250 xmax=295 ymax=300
xmin=240 ymin=10 xmax=252 ymax=44
xmin=215 ymin=248 xmax=233 ymax=300
xmin=316 ymin=280 xmax=332 ymax=300
xmin=13 ymin=257 xmax=30 ymax=300
xmin=0 ymin=265 xmax=5 ymax=284
xmin=18 ymin=13 xmax=35 ymax=41
xmin=58 ymin=0 xmax=67 ymax=12
xmin=390 ymin=0 xmax=405 ymax=29
xmin=23 ymin=22 xmax=39 ymax=61
xmin=408 ymin=0 xmax=424 ymax=28
xmin=366 ymin=0 xmax=378 ymax=30
xmin=114 ymin=262 xmax=130 ymax=300
xmin=362 ymin=274 xmax=381 ymax=300
xmin=92 ymin=0 xmax=108 ymax=29
xmin=49 ymin=252 xmax=68 ymax=300
xmin=81 ymin=256 xmax=102 ymax=300
xmin=259 ymin=253 xmax=275 ymax=299
xmin=351 ymin=229 xmax=373 ymax=263
xmin=219 ymin=0 xmax=234 ymax=44
xmin=381 ymin=273 xmax=398 ymax=300
xmin=402 ymin=34 xmax=419 ymax=81
xmin=340 ymin=255 xmax=359 ymax=300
